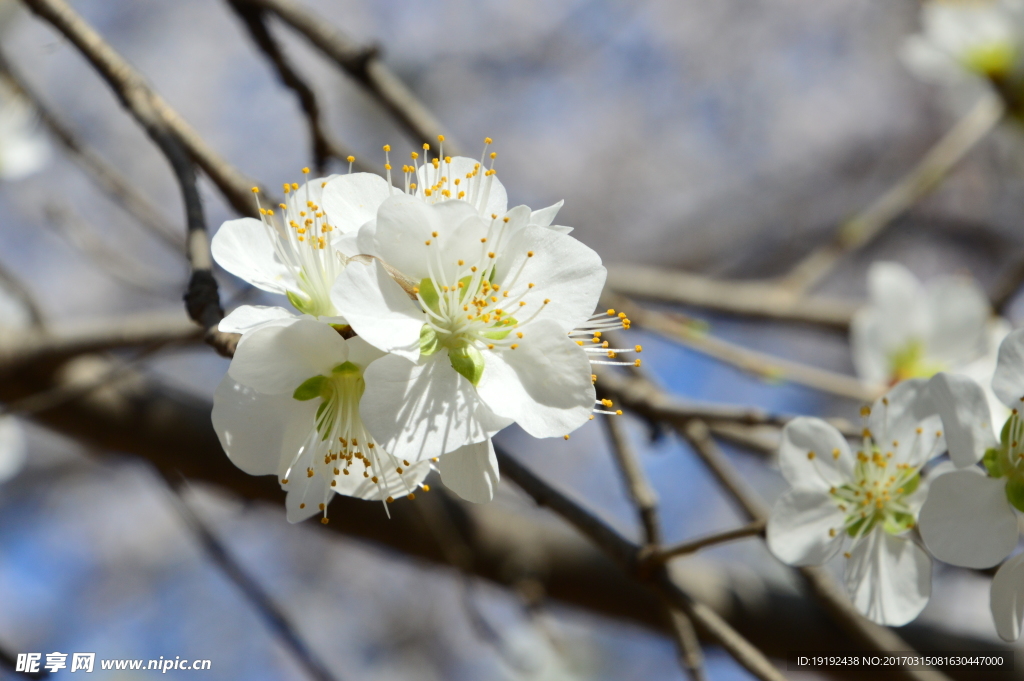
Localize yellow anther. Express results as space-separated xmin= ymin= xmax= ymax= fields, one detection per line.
xmin=299 ymin=503 xmax=306 ymax=509
xmin=517 ymin=332 xmax=524 ymax=338
xmin=281 ymin=478 xmax=289 ymax=484
xmin=438 ymin=135 xmax=445 ymax=142
xmin=490 ymin=152 xmax=497 ymax=159
xmin=302 ymin=167 xmax=310 ymax=174
xmin=511 ymin=344 xmax=519 ymax=349
xmin=563 ymin=434 xmax=570 ymax=440
xmin=384 ymin=164 xmax=392 ymax=170
xmin=251 ymin=186 xmax=259 ymax=193
xmin=528 ymin=283 xmax=535 ymax=288
xmin=807 ymin=451 xmax=816 ymax=460
xmin=607 ymin=309 xmax=616 ymax=315
xmin=527 ymin=251 xmax=534 ymax=257
xmin=832 ymin=448 xmax=840 ymax=459
xmin=635 ymin=345 xmax=643 ymax=353
xmin=481 ymin=237 xmax=487 ymax=243
xmin=634 ymin=359 xmax=642 ymax=367
xmin=425 ymin=240 xmax=431 ymax=245
xmin=860 ymin=406 xmax=871 ymax=417
xmin=291 ymin=183 xmax=299 ymax=190
xmin=347 ymin=155 xmax=355 ymax=163
xmin=829 ymin=528 xmax=837 ymax=537
xmin=544 ymin=298 xmax=551 ymax=304
xmin=383 ymin=144 xmax=391 ymax=152
xmin=422 ymin=485 xmax=431 ymax=492
xmin=488 ymin=344 xmax=495 ymax=349
xmin=484 ymin=137 xmax=493 ymax=144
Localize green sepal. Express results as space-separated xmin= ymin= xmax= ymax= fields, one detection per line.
xmin=983 ymin=447 xmax=1006 ymax=478
xmin=883 ymin=511 xmax=916 ymax=535
xmin=293 ymin=375 xmax=327 ymax=401
xmin=449 ymin=344 xmax=485 ymax=386
xmin=900 ymin=472 xmax=921 ymax=496
xmin=1006 ymin=475 xmax=1024 ymax=512
xmin=287 ymin=289 xmax=314 ymax=315
xmin=332 ymin=361 xmax=359 ymax=375
xmin=420 ymin=325 xmax=440 ymax=356
xmin=417 ymin=278 xmax=440 ymax=314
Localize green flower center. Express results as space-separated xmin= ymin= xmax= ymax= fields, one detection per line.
xmin=887 ymin=339 xmax=945 ymax=384
xmin=982 ymin=410 xmax=1024 ymax=511
xmin=829 ymin=444 xmax=921 ymax=538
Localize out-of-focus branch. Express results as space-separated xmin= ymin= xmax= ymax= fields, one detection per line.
xmin=0 ymin=644 xmax=46 ymax=679
xmin=243 ymin=0 xmax=460 ymax=155
xmin=602 ymin=415 xmax=706 ymax=681
xmin=652 ymin=521 xmax=766 ymax=564
xmin=0 ymin=258 xmax=44 ymax=328
xmin=778 ymin=94 xmax=1004 ymax=294
xmin=163 ymin=478 xmax=340 ymax=681
xmin=44 ymin=203 xmax=185 ymax=298
xmin=20 ymin=0 xmax=268 ymax=217
xmin=595 ymin=367 xmax=859 ymax=438
xmin=680 ymin=420 xmax=952 ymax=681
xmin=225 ymin=0 xmax=367 ymax=174
xmin=611 ymin=294 xmax=882 ymax=402
xmin=0 ymin=49 xmax=185 ymax=252
xmin=494 ymin=445 xmax=786 ymax=681
xmin=0 ymin=311 xmax=200 ymax=367
xmin=604 ymin=267 xmax=858 ymax=330
xmin=0 ymin=352 xmax=1008 ymax=680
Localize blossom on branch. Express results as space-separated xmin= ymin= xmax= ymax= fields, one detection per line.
xmin=851 ymin=262 xmax=1007 ymax=422
xmin=767 ymin=380 xmax=943 ymax=625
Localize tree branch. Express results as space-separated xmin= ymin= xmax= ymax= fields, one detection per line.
xmin=20 ymin=0 xmax=268 ymax=217
xmin=604 ymin=266 xmax=858 ymax=330
xmin=225 ymin=0 xmax=367 ymax=174
xmin=243 ymin=0 xmax=460 ymax=155
xmin=778 ymin=94 xmax=1004 ymax=294
xmin=652 ymin=521 xmax=767 ymax=564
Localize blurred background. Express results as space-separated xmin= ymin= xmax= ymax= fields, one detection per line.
xmin=1 ymin=0 xmax=1023 ymax=679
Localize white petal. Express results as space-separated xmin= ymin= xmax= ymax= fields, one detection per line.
xmin=284 ymin=475 xmax=323 ymax=523
xmin=925 ymin=372 xmax=997 ymax=467
xmin=343 ymin=334 xmax=386 ymax=370
xmin=991 ymin=552 xmax=1024 ymax=642
xmin=218 ymin=305 xmax=297 ymax=335
xmin=211 ymin=375 xmax=314 ymax=476
xmin=211 ymin=218 xmax=294 ymax=294
xmin=993 ymin=328 xmax=1024 ymax=408
xmin=777 ymin=417 xmax=853 ymax=491
xmin=850 ymin=309 xmax=891 ymax=384
xmin=476 ymin=320 xmax=595 ymax=438
xmin=416 ymin=156 xmax=507 ymax=217
xmin=529 ymin=200 xmax=563 ymax=227
xmin=766 ymin=488 xmax=845 ymax=566
xmin=925 ymin=275 xmax=990 ymax=365
xmin=493 ymin=225 xmax=607 ymax=334
xmin=0 ymin=417 xmax=26 ymax=484
xmin=320 ymin=172 xmax=392 ymax=234
xmin=372 ymin=193 xmax=481 ymax=281
xmin=331 ymin=456 xmax=430 ymax=502
xmin=360 ymin=353 xmax=511 ymax=462
xmin=844 ymin=530 xmax=931 ymax=626
xmin=919 ymin=469 xmax=1018 ymax=568
xmin=439 ymin=439 xmax=500 ymax=503
xmin=869 ymin=379 xmax=943 ymax=467
xmin=329 ymin=257 xmax=423 ymax=359
xmin=865 ymin=262 xmax=929 ymax=354
xmin=228 ymin=318 xmax=348 ymax=394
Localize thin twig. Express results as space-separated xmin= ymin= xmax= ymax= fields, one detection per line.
xmin=44 ymin=202 xmax=185 ymax=298
xmin=601 ymin=414 xmax=706 ymax=680
xmin=610 ymin=293 xmax=882 ymax=402
xmin=595 ymin=364 xmax=860 ymax=439
xmin=494 ymin=443 xmax=786 ymax=681
xmin=162 ymin=477 xmax=339 ymax=681
xmin=20 ymin=0 xmax=269 ymax=217
xmin=779 ymin=94 xmax=1004 ymax=294
xmin=602 ymin=415 xmax=661 ymax=545
xmin=604 ymin=266 xmax=858 ymax=330
xmin=652 ymin=521 xmax=767 ymax=564
xmin=0 ymin=258 xmax=44 ymax=328
xmin=226 ymin=0 xmax=367 ymax=174
xmin=244 ymin=0 xmax=460 ymax=155
xmin=0 ymin=49 xmax=185 ymax=252
xmin=679 ymin=420 xmax=953 ymax=681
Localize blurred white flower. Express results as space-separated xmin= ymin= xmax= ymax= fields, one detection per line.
xmin=766 ymin=380 xmax=943 ymax=625
xmin=0 ymin=84 xmax=49 ymax=181
xmin=0 ymin=415 xmax=26 ymax=485
xmin=851 ymin=261 xmax=1008 ymax=423
xmin=918 ymin=328 xmax=1024 ymax=640
xmin=902 ymin=0 xmax=1024 ymax=85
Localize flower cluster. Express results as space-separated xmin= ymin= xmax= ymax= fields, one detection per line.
xmin=210 ymin=139 xmax=638 ymax=522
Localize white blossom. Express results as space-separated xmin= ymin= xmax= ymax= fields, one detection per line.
xmin=901 ymin=0 xmax=1024 ymax=86
xmin=766 ymin=380 xmax=943 ymax=625
xmin=851 ymin=261 xmax=1007 ymax=423
xmin=917 ymin=328 xmax=1024 ymax=640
